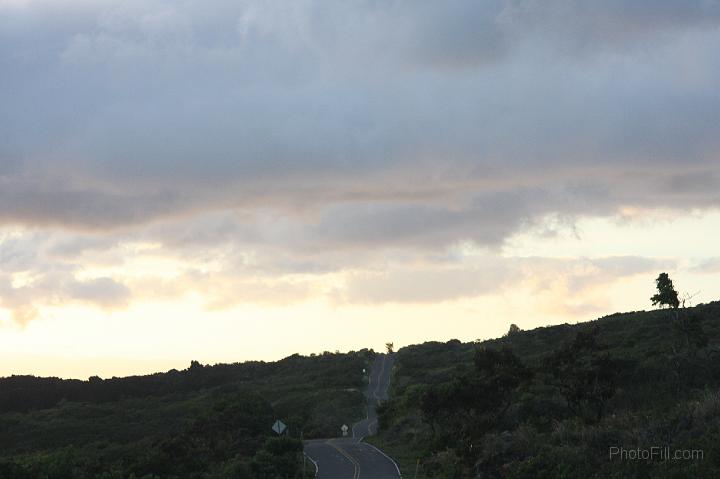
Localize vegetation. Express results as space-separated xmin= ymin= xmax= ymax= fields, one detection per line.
xmin=372 ymin=294 xmax=720 ymax=477
xmin=0 ymin=350 xmax=373 ymax=478
xmin=6 ymin=272 xmax=720 ymax=478
xmin=651 ymin=272 xmax=680 ymax=309
xmin=506 ymin=324 xmax=521 ymax=337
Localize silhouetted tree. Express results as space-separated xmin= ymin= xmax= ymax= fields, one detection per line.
xmin=649 ymin=275 xmax=710 ymax=393
xmin=385 ymin=342 xmax=394 ymax=354
xmin=506 ymin=324 xmax=521 ymax=336
xmin=651 ymin=272 xmax=679 ymax=309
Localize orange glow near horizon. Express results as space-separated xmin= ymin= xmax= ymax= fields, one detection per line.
xmin=2 ymin=211 xmax=719 ymax=379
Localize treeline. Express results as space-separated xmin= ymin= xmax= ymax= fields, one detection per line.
xmin=0 ymin=351 xmax=368 ymax=414
xmin=376 ymin=301 xmax=720 ymax=478
xmin=0 ymin=361 xmax=271 ymax=413
xmin=0 ymin=350 xmax=374 ymax=478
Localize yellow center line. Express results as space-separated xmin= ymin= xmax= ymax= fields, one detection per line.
xmin=328 ymin=441 xmax=360 ymax=479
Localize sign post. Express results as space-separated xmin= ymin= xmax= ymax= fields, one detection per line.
xmin=341 ymin=424 xmax=349 ymax=437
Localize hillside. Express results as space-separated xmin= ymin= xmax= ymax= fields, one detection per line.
xmin=5 ymin=301 xmax=720 ymax=478
xmin=0 ymin=350 xmax=374 ymax=478
xmin=371 ymin=302 xmax=720 ymax=478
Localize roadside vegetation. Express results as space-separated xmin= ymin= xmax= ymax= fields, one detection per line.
xmin=0 ymin=350 xmax=373 ymax=478
xmin=373 ymin=274 xmax=720 ymax=478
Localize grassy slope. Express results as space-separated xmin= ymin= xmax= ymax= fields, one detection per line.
xmin=372 ymin=302 xmax=720 ymax=478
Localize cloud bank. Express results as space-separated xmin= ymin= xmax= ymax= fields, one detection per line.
xmin=1 ymin=0 xmax=719 ymax=321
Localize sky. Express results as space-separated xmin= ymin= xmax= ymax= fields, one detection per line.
xmin=1 ymin=0 xmax=720 ymax=379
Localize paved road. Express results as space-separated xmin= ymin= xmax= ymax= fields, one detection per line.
xmin=304 ymin=354 xmax=400 ymax=478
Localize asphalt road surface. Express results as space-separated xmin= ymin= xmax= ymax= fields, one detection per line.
xmin=304 ymin=353 xmax=400 ymax=478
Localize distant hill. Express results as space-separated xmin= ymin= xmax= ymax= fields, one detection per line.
xmin=371 ymin=301 xmax=720 ymax=478
xmin=0 ymin=350 xmax=373 ymax=478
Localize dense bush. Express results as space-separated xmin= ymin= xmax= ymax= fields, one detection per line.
xmin=373 ymin=301 xmax=720 ymax=478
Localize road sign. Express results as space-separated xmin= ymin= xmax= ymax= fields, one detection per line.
xmin=272 ymin=419 xmax=287 ymax=435
xmin=341 ymin=424 xmax=349 ymax=436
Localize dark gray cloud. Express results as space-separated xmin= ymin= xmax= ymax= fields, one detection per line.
xmin=504 ymin=0 xmax=720 ymax=54
xmin=1 ymin=0 xmax=719 ymax=256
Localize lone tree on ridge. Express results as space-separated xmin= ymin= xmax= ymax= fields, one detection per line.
xmin=651 ymin=272 xmax=680 ymax=309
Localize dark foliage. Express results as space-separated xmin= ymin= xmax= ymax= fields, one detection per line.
xmin=651 ymin=272 xmax=680 ymax=309
xmin=546 ymin=328 xmax=618 ymax=424
xmin=371 ymin=301 xmax=720 ymax=478
xmin=0 ymin=350 xmax=374 ymax=478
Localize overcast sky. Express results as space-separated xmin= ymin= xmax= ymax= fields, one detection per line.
xmin=1 ymin=0 xmax=720 ymax=378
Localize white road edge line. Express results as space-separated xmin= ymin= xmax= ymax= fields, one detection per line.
xmin=304 ymin=453 xmax=319 ymax=478
xmin=362 ymin=441 xmax=403 ymax=478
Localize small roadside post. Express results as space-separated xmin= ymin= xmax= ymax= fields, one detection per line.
xmin=341 ymin=424 xmax=349 ymax=437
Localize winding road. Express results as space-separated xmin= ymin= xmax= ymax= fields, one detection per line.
xmin=304 ymin=353 xmax=400 ymax=478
